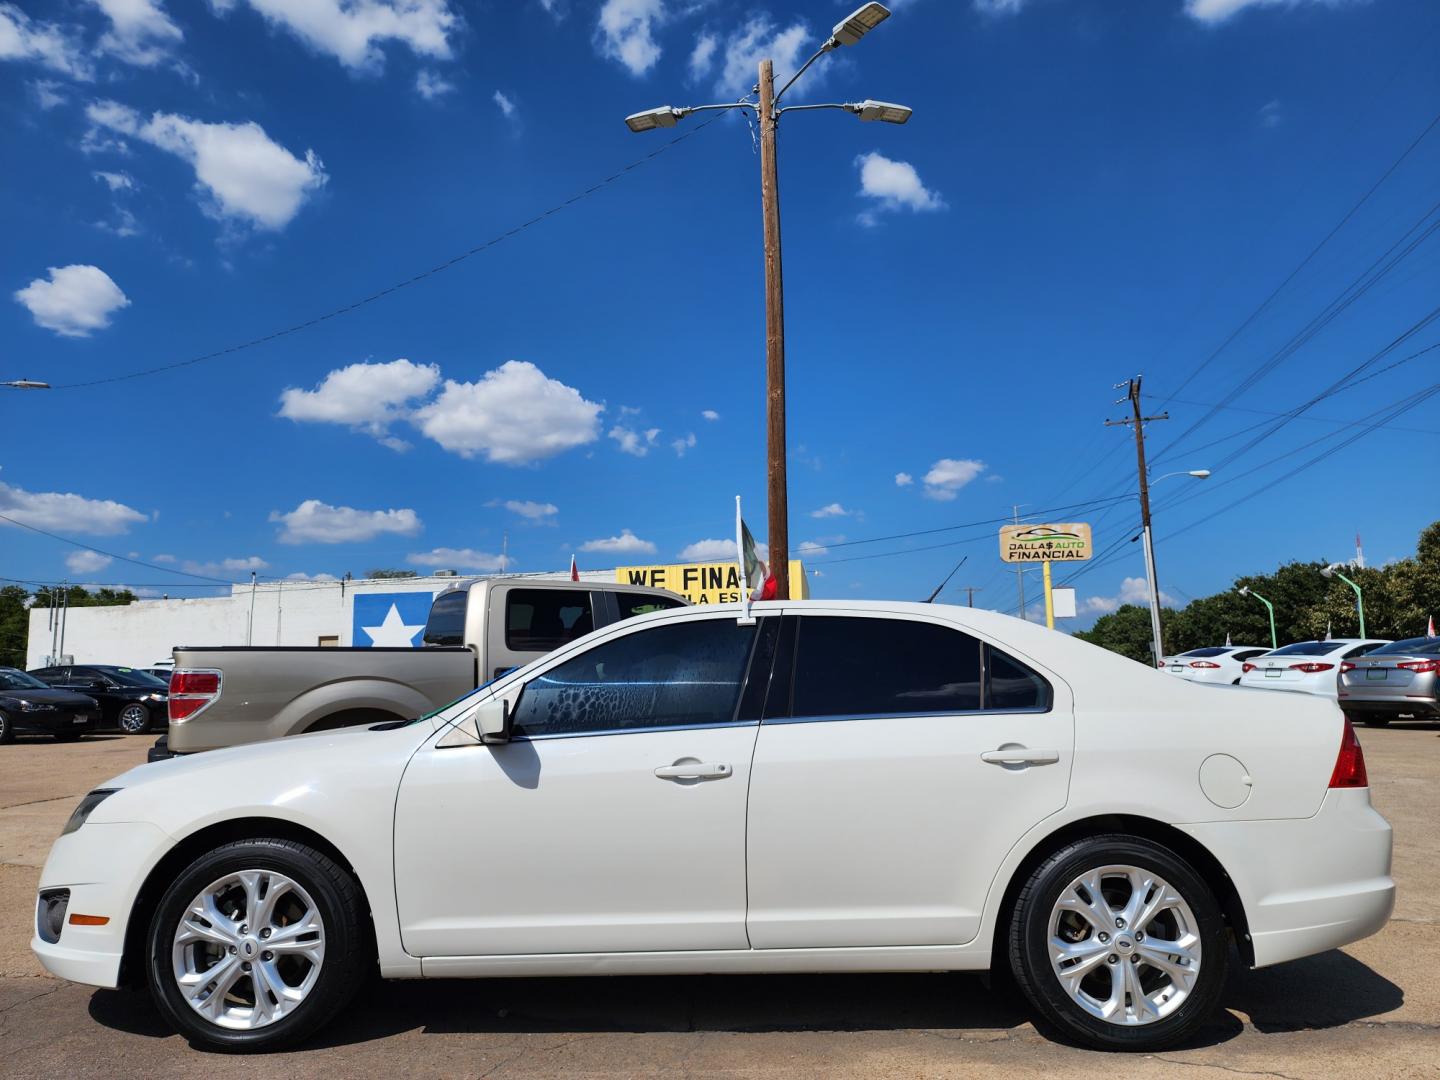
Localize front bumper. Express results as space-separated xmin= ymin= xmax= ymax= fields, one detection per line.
xmin=30 ymin=821 xmax=173 ymax=989
xmin=1179 ymin=787 xmax=1393 ymax=968
xmin=9 ymin=707 xmax=101 ymax=736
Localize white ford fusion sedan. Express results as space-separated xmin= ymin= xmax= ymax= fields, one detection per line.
xmin=32 ymin=602 xmax=1393 ymax=1053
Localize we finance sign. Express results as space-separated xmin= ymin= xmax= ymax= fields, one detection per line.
xmin=616 ymin=560 xmax=810 ymax=604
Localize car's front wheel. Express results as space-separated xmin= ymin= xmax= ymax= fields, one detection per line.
xmin=0 ymin=712 xmax=12 ymax=744
xmin=1008 ymin=835 xmax=1228 ymax=1051
xmin=147 ymin=838 xmax=368 ymax=1051
xmin=117 ymin=703 xmax=152 ymax=734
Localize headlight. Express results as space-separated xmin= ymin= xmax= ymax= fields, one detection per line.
xmin=146 ymin=693 xmax=166 ymax=702
xmin=62 ymin=789 xmax=119 ymax=836
xmin=18 ymin=700 xmax=56 ymax=712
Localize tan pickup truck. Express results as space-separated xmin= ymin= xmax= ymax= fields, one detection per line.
xmin=151 ymin=576 xmax=684 ymax=758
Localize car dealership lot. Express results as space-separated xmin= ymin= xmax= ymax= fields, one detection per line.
xmin=2 ymin=729 xmax=1437 ymax=1078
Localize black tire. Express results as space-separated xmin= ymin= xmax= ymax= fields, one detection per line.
xmin=0 ymin=711 xmax=12 ymax=744
xmin=147 ymin=838 xmax=368 ymax=1052
xmin=118 ymin=703 xmax=152 ymax=735
xmin=1008 ymin=834 xmax=1228 ymax=1052
xmin=1362 ymin=717 xmax=1392 ymax=728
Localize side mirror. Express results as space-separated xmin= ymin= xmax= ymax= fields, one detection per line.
xmin=475 ymin=697 xmax=513 ymax=745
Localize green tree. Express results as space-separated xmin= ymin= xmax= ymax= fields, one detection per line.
xmin=0 ymin=586 xmax=32 ymax=669
xmin=366 ymin=569 xmax=418 ymax=579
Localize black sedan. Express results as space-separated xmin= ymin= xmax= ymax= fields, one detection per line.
xmin=27 ymin=665 xmax=170 ymax=734
xmin=0 ymin=668 xmax=102 ymax=743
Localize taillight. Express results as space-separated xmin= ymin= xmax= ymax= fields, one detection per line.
xmin=1188 ymin=661 xmax=1221 ymax=669
xmin=1290 ymin=662 xmax=1335 ymax=674
xmin=1397 ymin=659 xmax=1440 ymax=673
xmin=1156 ymin=661 xmax=1166 ymax=668
xmin=1328 ymin=719 xmax=1368 ymax=788
xmin=1340 ymin=662 xmax=1356 ymax=673
xmin=169 ymin=670 xmax=221 ymax=722
xmin=1242 ymin=663 xmax=1257 ymax=673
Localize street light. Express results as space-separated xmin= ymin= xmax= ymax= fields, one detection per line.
xmin=1320 ymin=563 xmax=1366 ymax=638
xmin=624 ymin=3 xmax=909 ymax=600
xmin=2 ymin=379 xmax=50 ymax=389
xmin=1238 ymin=584 xmax=1278 ymax=650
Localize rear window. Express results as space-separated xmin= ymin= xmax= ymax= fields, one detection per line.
xmin=1178 ymin=647 xmax=1230 ymax=658
xmin=617 ymin=592 xmax=686 ymax=620
xmin=423 ymin=589 xmax=468 ymax=647
xmin=506 ymin=589 xmax=594 ymax=652
xmin=1267 ymin=641 xmax=1338 ymax=657
xmin=1369 ymin=637 xmax=1440 ymax=656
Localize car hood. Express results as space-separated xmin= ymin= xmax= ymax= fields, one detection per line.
xmin=0 ymin=688 xmax=97 ymax=708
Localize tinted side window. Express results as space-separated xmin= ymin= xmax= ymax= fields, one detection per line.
xmin=791 ymin=617 xmax=982 ymax=718
xmin=511 ymin=618 xmax=756 ymax=737
xmin=617 ymin=592 xmax=686 ymax=620
xmin=505 ymin=589 xmax=594 ymax=652
xmin=1233 ymin=650 xmax=1268 ymax=661
xmin=423 ymin=589 xmax=468 ymax=647
xmin=985 ymin=645 xmax=1052 ymax=711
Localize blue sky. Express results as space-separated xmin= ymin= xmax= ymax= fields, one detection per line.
xmin=2 ymin=0 xmax=1437 ymax=627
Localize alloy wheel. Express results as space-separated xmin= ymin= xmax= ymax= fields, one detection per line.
xmin=1047 ymin=863 xmax=1202 ymax=1026
xmin=171 ymin=869 xmax=326 ymax=1031
xmin=119 ymin=704 xmax=149 ymax=733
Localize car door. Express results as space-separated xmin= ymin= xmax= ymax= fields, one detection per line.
xmin=394 ymin=611 xmax=772 ymax=957
xmin=745 ymin=611 xmax=1073 ymax=950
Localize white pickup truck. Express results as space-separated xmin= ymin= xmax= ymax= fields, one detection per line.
xmin=151 ymin=576 xmax=684 ymax=757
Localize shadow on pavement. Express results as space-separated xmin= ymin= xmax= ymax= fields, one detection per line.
xmin=85 ymin=947 xmax=1401 ymax=1053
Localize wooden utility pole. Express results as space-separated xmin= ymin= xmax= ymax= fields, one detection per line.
xmin=960 ymin=586 xmax=981 ymax=607
xmin=1106 ymin=377 xmax=1170 ymax=662
xmin=758 ymin=59 xmax=790 ymax=600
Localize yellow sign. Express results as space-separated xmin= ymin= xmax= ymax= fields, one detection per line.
xmin=615 ymin=560 xmax=810 ymax=604
xmin=999 ymin=523 xmax=1093 ymax=563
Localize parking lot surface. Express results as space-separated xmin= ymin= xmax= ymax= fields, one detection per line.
xmin=2 ymin=727 xmax=1437 ymax=1078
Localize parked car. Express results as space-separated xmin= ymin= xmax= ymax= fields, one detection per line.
xmin=1159 ymin=645 xmax=1270 ymax=685
xmin=33 ymin=601 xmax=1392 ymax=1054
xmin=146 ymin=666 xmax=174 ymax=684
xmin=0 ymin=668 xmax=101 ymax=743
xmin=1338 ymin=635 xmax=1440 ymax=726
xmin=1236 ymin=639 xmax=1390 ymax=698
xmin=27 ymin=665 xmax=170 ymax=734
xmin=155 ymin=576 xmax=686 ymax=758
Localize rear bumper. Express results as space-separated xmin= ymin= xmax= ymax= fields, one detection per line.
xmin=1178 ymin=787 xmax=1394 ymax=968
xmin=1339 ymin=696 xmax=1440 ymax=719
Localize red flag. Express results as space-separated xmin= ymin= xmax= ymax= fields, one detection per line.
xmin=570 ymin=554 xmax=579 ymax=582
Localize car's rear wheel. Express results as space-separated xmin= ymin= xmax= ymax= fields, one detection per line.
xmin=1008 ymin=835 xmax=1228 ymax=1051
xmin=118 ymin=703 xmax=152 ymax=734
xmin=147 ymin=838 xmax=367 ymax=1051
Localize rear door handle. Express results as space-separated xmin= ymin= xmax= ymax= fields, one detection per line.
xmin=654 ymin=762 xmax=733 ymax=780
xmin=981 ymin=748 xmax=1060 ymax=766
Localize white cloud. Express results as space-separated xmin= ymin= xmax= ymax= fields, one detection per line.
xmin=596 ymin=0 xmax=665 ymax=76
xmin=688 ymin=30 xmax=717 ymax=81
xmin=0 ymin=4 xmax=93 ymax=79
xmin=29 ymin=79 xmax=68 ymax=109
xmin=407 ymin=547 xmax=509 ymax=572
xmin=810 ymin=503 xmax=851 ymax=519
xmin=86 ymin=101 xmax=328 ymax=230
xmin=798 ymin=540 xmax=830 ymax=557
xmin=701 ymin=409 xmax=719 ymax=421
xmin=414 ymin=361 xmax=603 ymax=465
xmin=581 ymin=529 xmax=656 ymax=555
xmin=283 ymin=571 xmax=338 ymax=581
xmin=1085 ymin=576 xmax=1175 ymax=614
xmin=89 ymin=0 xmax=183 ymax=66
xmin=14 ymin=265 xmax=130 ymax=337
xmin=416 ymin=69 xmax=454 ymax=99
xmin=1184 ymin=0 xmax=1364 ymax=23
xmin=679 ymin=538 xmax=737 ymax=561
xmin=209 ymin=0 xmax=459 ymax=71
xmin=671 ymin=432 xmax=696 ymax=456
xmin=93 ymin=169 xmax=136 ymax=191
xmin=609 ymin=424 xmax=660 ymax=457
xmin=278 ymin=358 xmax=440 ymax=447
xmin=152 ymin=553 xmax=176 ymax=563
xmin=974 ymin=0 xmax=1028 ymax=14
xmin=923 ymin=458 xmax=986 ymax=501
xmin=1082 ymin=595 xmax=1121 ymax=615
xmin=492 ymin=89 xmax=517 ymax=119
xmin=716 ymin=14 xmax=810 ymax=98
xmin=1258 ymin=99 xmax=1282 ymax=128
xmin=183 ymin=555 xmax=269 ymax=577
xmin=503 ymin=499 xmax=558 ymax=522
xmin=856 ymin=151 xmax=944 ymax=226
xmin=895 ymin=472 xmax=914 ymax=487
xmin=269 ymin=499 xmax=422 ymax=544
xmin=65 ymin=550 xmax=114 ymax=575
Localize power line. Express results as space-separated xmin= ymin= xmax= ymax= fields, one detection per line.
xmin=45 ymin=113 xmax=730 ymax=391
xmin=0 ymin=513 xmax=239 ymax=584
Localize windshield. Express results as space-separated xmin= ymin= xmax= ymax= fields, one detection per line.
xmin=99 ymin=667 xmax=169 ymax=687
xmin=1267 ymin=641 xmax=1340 ymax=657
xmin=1178 ymin=647 xmax=1230 ymax=658
xmin=0 ymin=669 xmax=49 ymax=690
xmin=1369 ymin=637 xmax=1440 ymax=657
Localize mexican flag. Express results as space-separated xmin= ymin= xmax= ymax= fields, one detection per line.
xmin=736 ymin=498 xmax=776 ymax=602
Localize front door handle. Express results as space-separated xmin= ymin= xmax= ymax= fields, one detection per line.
xmin=981 ymin=747 xmax=1060 ymax=766
xmin=654 ymin=762 xmax=732 ymax=780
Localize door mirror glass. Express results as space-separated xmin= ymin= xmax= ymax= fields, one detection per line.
xmin=476 ymin=697 xmax=512 ymax=745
